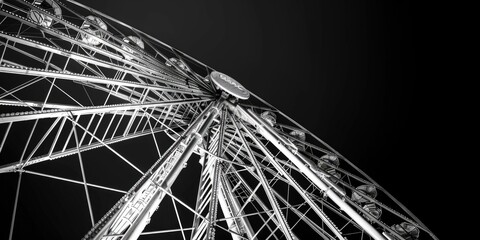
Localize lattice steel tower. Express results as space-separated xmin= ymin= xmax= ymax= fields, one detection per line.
xmin=0 ymin=1 xmax=437 ymax=240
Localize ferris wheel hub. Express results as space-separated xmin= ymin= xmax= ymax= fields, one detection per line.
xmin=210 ymin=71 xmax=250 ymax=100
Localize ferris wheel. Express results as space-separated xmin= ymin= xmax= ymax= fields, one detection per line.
xmin=0 ymin=1 xmax=438 ymax=240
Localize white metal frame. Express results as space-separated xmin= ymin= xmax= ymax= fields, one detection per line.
xmin=0 ymin=1 xmax=437 ymax=240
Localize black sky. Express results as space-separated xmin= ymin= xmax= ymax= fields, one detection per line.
xmin=2 ymin=0 xmax=446 ymax=238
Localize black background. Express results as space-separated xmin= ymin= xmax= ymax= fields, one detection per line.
xmin=4 ymin=0 xmax=449 ymax=239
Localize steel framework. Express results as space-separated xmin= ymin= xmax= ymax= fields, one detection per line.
xmin=0 ymin=1 xmax=437 ymax=240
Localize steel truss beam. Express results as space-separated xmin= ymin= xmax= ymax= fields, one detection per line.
xmin=0 ymin=97 xmax=210 ymax=123
xmin=240 ymin=120 xmax=346 ymax=240
xmin=231 ymin=116 xmax=295 ymax=240
xmin=230 ymin=103 xmax=387 ymax=240
xmin=83 ymin=100 xmax=222 ymax=240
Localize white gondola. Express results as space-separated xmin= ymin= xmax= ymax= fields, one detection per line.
xmin=27 ymin=0 xmax=62 ymax=28
xmin=362 ymin=203 xmax=382 ymax=221
xmin=260 ymin=111 xmax=276 ymax=127
xmin=28 ymin=10 xmax=52 ymax=27
xmin=165 ymin=58 xmax=190 ymax=72
xmin=351 ymin=185 xmax=377 ymax=204
xmin=288 ymin=129 xmax=306 ymax=151
xmin=328 ymin=171 xmax=342 ymax=184
xmin=317 ymin=154 xmax=342 ymax=182
xmin=383 ymin=222 xmax=420 ymax=240
xmin=80 ymin=16 xmax=108 ymax=46
xmin=318 ymin=154 xmax=340 ymax=170
xmin=121 ymin=36 xmax=145 ymax=60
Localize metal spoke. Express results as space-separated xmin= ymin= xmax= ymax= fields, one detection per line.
xmin=8 ymin=172 xmax=22 ymax=240
xmin=232 ymin=116 xmax=295 ymax=240
xmin=169 ymin=189 xmax=187 ymax=240
xmin=72 ymin=115 xmax=95 ymax=226
xmin=24 ymin=170 xmax=126 ymax=194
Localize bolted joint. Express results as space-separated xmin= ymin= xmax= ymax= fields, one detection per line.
xmin=193 ymin=132 xmax=203 ymax=144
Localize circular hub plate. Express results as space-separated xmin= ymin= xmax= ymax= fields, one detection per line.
xmin=210 ymin=71 xmax=249 ymax=100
